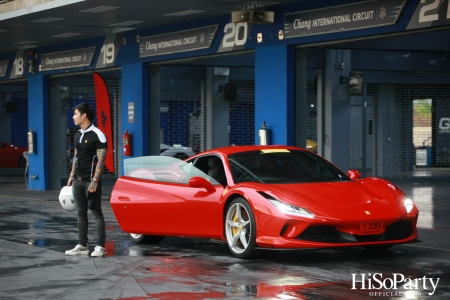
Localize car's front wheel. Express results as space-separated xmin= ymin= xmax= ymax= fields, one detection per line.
xmin=129 ymin=233 xmax=165 ymax=244
xmin=225 ymin=198 xmax=256 ymax=259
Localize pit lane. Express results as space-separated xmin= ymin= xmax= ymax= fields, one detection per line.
xmin=0 ymin=177 xmax=449 ymax=299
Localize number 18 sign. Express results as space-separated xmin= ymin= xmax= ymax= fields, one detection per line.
xmin=11 ymin=50 xmax=26 ymax=79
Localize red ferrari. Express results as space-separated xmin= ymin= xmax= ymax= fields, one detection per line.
xmin=0 ymin=142 xmax=27 ymax=168
xmin=110 ymin=145 xmax=419 ymax=258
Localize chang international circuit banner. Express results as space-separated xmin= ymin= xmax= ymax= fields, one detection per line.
xmin=284 ymin=0 xmax=406 ymax=38
xmin=40 ymin=47 xmax=95 ymax=71
xmin=139 ymin=25 xmax=218 ymax=57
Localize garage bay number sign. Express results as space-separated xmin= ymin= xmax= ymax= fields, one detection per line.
xmin=407 ymin=0 xmax=450 ymax=29
xmin=139 ymin=25 xmax=218 ymax=57
xmin=284 ymin=0 xmax=406 ymax=38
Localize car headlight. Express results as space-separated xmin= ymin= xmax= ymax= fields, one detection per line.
xmin=268 ymin=199 xmax=315 ymax=218
xmin=404 ymin=198 xmax=414 ymax=213
xmin=258 ymin=191 xmax=315 ymax=218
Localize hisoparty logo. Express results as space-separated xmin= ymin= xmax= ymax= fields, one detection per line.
xmin=352 ymin=273 xmax=440 ymax=296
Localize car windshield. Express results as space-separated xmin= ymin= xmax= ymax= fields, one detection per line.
xmin=228 ymin=149 xmax=350 ymax=184
xmin=123 ymin=156 xmax=219 ymax=185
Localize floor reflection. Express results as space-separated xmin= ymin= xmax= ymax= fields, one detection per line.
xmin=398 ymin=183 xmax=450 ymax=230
xmin=1 ymin=178 xmax=450 ymax=300
xmin=412 ymin=186 xmax=433 ymax=229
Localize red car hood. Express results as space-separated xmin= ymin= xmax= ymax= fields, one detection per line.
xmin=249 ymin=178 xmax=403 ymax=211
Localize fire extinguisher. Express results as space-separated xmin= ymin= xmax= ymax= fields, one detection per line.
xmin=259 ymin=121 xmax=270 ymax=145
xmin=123 ymin=129 xmax=132 ymax=156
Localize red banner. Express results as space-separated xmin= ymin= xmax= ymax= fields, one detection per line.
xmin=93 ymin=72 xmax=114 ymax=173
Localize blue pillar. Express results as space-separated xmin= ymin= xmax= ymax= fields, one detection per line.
xmin=121 ymin=63 xmax=149 ymax=173
xmin=255 ymin=45 xmax=295 ymax=145
xmin=28 ymin=75 xmax=49 ymax=190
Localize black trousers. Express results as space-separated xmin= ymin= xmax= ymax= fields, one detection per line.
xmin=72 ymin=178 xmax=106 ymax=247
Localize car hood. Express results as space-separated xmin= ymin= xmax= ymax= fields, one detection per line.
xmin=248 ymin=177 xmax=403 ymax=211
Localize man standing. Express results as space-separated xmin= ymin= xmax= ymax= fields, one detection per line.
xmin=65 ymin=102 xmax=107 ymax=257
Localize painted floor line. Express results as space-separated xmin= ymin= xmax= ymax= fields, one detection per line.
xmin=0 ymin=194 xmax=40 ymax=201
xmin=403 ymin=244 xmax=450 ymax=252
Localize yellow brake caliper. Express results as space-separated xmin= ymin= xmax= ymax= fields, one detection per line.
xmin=232 ymin=209 xmax=243 ymax=246
xmin=232 ymin=210 xmax=238 ymax=236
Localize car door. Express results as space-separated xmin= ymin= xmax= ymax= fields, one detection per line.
xmin=111 ymin=156 xmax=225 ymax=238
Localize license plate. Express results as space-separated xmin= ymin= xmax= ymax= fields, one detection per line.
xmin=359 ymin=221 xmax=384 ymax=235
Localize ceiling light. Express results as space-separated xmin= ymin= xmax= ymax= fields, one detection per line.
xmin=19 ymin=44 xmax=38 ymax=49
xmin=51 ymin=33 xmax=83 ymax=38
xmin=111 ymin=27 xmax=135 ymax=34
xmin=232 ymin=10 xmax=274 ymax=24
xmin=30 ymin=17 xmax=65 ymax=23
xmin=13 ymin=40 xmax=39 ymax=45
xmin=79 ymin=6 xmax=119 ymax=13
xmin=164 ymin=10 xmax=205 ymax=17
xmin=109 ymin=20 xmax=144 ymax=27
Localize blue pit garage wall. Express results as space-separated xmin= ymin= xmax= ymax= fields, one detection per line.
xmin=0 ymin=0 xmax=448 ymax=189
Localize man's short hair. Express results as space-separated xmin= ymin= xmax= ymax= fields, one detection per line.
xmin=73 ymin=102 xmax=95 ymax=122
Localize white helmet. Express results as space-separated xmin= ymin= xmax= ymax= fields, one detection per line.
xmin=59 ymin=186 xmax=76 ymax=212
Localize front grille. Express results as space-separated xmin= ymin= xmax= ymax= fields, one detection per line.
xmin=383 ymin=221 xmax=413 ymax=240
xmin=354 ymin=234 xmax=382 ymax=242
xmin=296 ymin=226 xmax=341 ymax=243
xmin=295 ymin=221 xmax=413 ymax=243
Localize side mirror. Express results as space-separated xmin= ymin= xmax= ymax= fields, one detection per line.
xmin=189 ymin=176 xmax=216 ymax=193
xmin=347 ymin=169 xmax=361 ymax=180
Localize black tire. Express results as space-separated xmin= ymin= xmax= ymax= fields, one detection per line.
xmin=224 ymin=198 xmax=257 ymax=259
xmin=129 ymin=233 xmax=165 ymax=244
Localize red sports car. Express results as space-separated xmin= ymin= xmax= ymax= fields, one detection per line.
xmin=0 ymin=142 xmax=27 ymax=168
xmin=110 ymin=145 xmax=419 ymax=258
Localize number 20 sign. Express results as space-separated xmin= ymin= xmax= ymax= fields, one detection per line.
xmin=218 ymin=22 xmax=251 ymax=53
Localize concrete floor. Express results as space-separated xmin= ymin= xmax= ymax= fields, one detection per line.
xmin=0 ymin=176 xmax=449 ymax=299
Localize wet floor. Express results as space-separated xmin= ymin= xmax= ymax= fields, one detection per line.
xmin=0 ymin=176 xmax=449 ymax=299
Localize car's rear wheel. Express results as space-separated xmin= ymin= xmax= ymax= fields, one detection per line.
xmin=129 ymin=233 xmax=165 ymax=244
xmin=225 ymin=198 xmax=256 ymax=259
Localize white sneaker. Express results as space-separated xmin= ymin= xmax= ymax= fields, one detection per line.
xmin=65 ymin=244 xmax=89 ymax=255
xmin=91 ymin=246 xmax=107 ymax=257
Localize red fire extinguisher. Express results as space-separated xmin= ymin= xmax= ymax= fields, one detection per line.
xmin=123 ymin=129 xmax=132 ymax=156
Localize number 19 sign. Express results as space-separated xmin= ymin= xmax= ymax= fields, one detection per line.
xmin=96 ymin=34 xmax=123 ymax=69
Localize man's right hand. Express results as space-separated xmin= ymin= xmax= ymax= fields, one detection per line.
xmin=67 ymin=177 xmax=74 ymax=186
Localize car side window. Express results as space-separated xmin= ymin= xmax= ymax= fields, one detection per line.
xmin=125 ymin=156 xmax=220 ymax=185
xmin=190 ymin=155 xmax=227 ymax=187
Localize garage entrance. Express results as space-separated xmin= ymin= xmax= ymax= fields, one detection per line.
xmin=48 ymin=70 xmax=121 ymax=188
xmin=151 ymin=51 xmax=255 ymax=157
xmin=331 ymin=29 xmax=450 ymax=180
